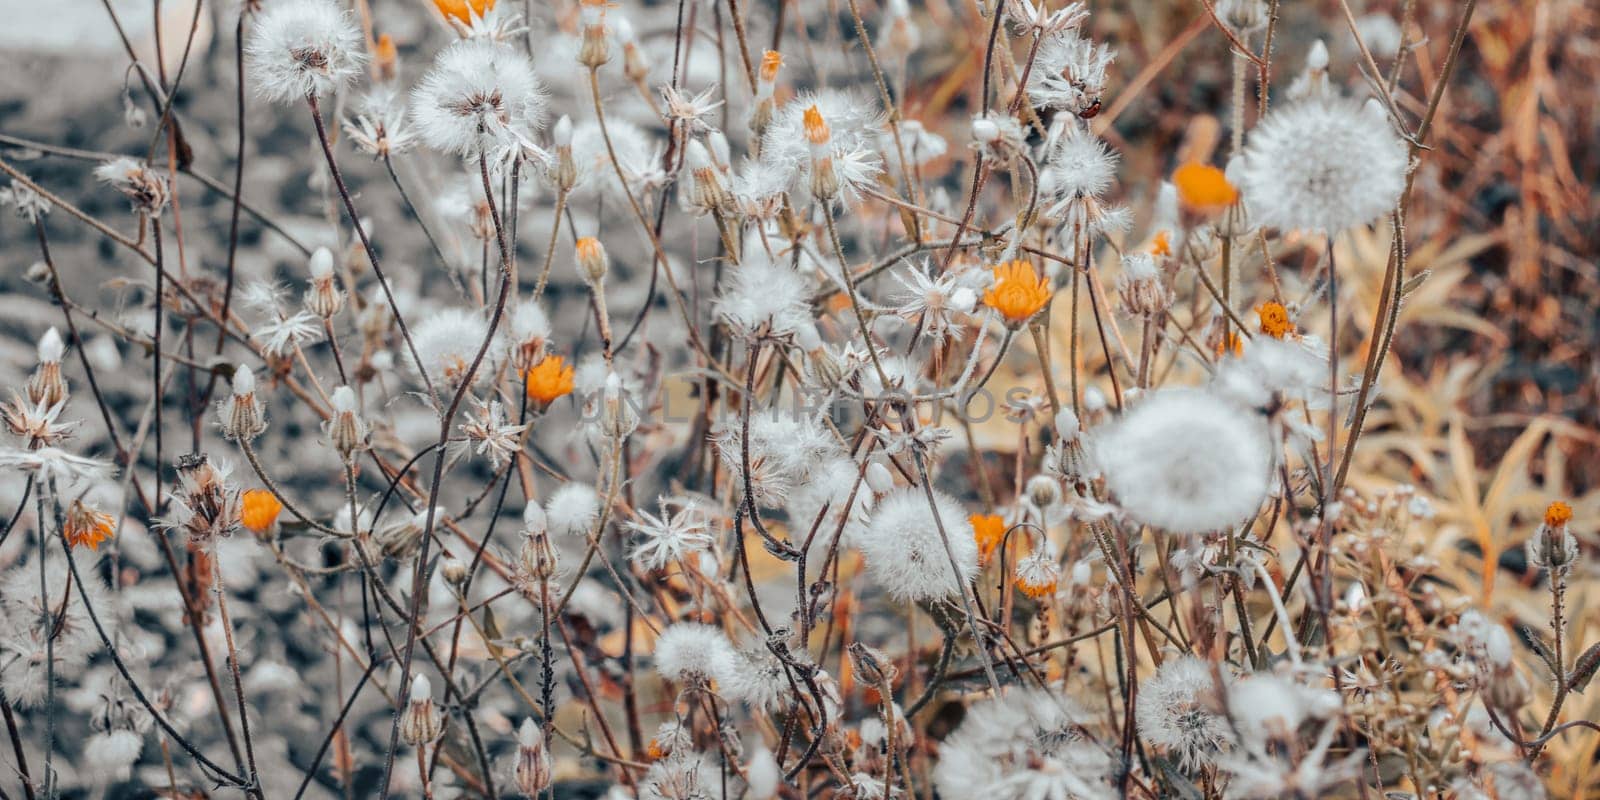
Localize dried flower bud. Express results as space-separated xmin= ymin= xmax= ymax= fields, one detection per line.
xmin=615 ymin=16 xmax=650 ymax=82
xmin=1527 ymin=501 xmax=1579 ymax=575
xmin=686 ymin=139 xmax=734 ymax=214
xmin=552 ymin=115 xmax=577 ymax=192
xmin=27 ymin=327 xmax=67 ymax=407
xmin=749 ymin=50 xmax=783 ymax=135
xmin=95 ymin=157 xmax=170 ymax=216
xmin=1116 ymin=253 xmax=1171 ymax=318
xmin=304 ymin=246 xmax=345 ymax=319
xmin=400 ymin=674 xmax=443 ymax=746
xmin=518 ymin=532 xmax=559 ymax=581
xmin=1026 ymin=474 xmax=1062 ymax=509
xmin=575 ymin=237 xmax=609 ymax=286
xmin=599 ymin=372 xmax=639 ymax=441
xmin=577 ymin=0 xmax=611 ymax=68
xmin=514 ymin=718 xmax=552 ymax=796
xmin=847 ymin=642 xmax=898 ymax=687
xmin=219 ymin=366 xmax=269 ymax=442
xmin=324 ymin=386 xmax=369 ymax=457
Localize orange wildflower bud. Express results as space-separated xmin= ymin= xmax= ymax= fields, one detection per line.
xmin=525 ymin=356 xmax=576 ymax=405
xmin=374 ymin=34 xmax=399 ymax=82
xmin=984 ymin=260 xmax=1052 ymax=327
xmin=432 ymin=0 xmax=494 ymax=25
xmin=1545 ymin=501 xmax=1573 ymax=528
xmin=1256 ymin=301 xmax=1293 ymax=339
xmin=64 ymin=500 xmax=115 ymax=551
xmin=1150 ymin=230 xmax=1172 ymax=258
xmin=971 ymin=514 xmax=1006 ymax=564
xmin=241 ymin=489 xmax=284 ymax=535
xmin=759 ymin=50 xmax=784 ymax=84
xmin=1014 ymin=574 xmax=1058 ymax=600
xmin=802 ymin=105 xmax=830 ymax=146
xmin=1173 ymin=161 xmax=1238 ymax=212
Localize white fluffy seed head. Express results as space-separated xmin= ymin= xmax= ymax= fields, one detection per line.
xmin=545 ymin=483 xmax=600 ymax=537
xmin=522 ymin=502 xmax=548 ymax=536
xmin=552 ymin=114 xmax=573 ymax=148
xmin=411 ymin=39 xmax=548 ymax=158
xmin=1054 ymin=408 xmax=1080 ymax=441
xmin=246 ymin=0 xmax=366 ymax=104
xmin=653 ymin=623 xmax=734 ymax=684
xmin=1092 ymin=388 xmax=1272 ymax=534
xmin=859 ymin=487 xmax=978 ymax=602
xmin=1236 ymin=97 xmax=1408 ymax=233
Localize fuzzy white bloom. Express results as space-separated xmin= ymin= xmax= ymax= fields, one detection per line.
xmin=716 ymin=251 xmax=814 ymax=338
xmin=746 ymin=746 xmax=782 ymax=800
xmin=82 ymin=730 xmax=144 ymax=783
xmin=411 ymin=39 xmax=548 ymax=158
xmin=571 ymin=119 xmax=667 ymax=202
xmin=246 ymin=0 xmax=365 ymax=104
xmin=545 ymin=483 xmax=601 ymax=537
xmin=1136 ymin=656 xmax=1234 ymax=771
xmin=411 ymin=308 xmax=490 ymax=386
xmin=1226 ymin=672 xmax=1340 ymax=747
xmin=1092 ymin=388 xmax=1272 ymax=534
xmin=627 ymin=498 xmax=714 ymax=572
xmin=253 ymin=310 xmax=323 ymax=357
xmin=716 ymin=410 xmax=842 ymax=508
xmin=1040 ymin=123 xmax=1118 ymax=203
xmin=761 ymin=89 xmax=885 ymax=205
xmin=719 ymin=644 xmax=792 ymax=712
xmin=934 ymin=689 xmax=1114 ymax=800
xmin=1236 ymin=97 xmax=1408 ymax=233
xmin=786 ymin=457 xmax=875 ymax=561
xmin=652 ymin=623 xmax=734 ymax=684
xmin=505 ymin=301 xmax=552 ymax=371
xmin=859 ymin=487 xmax=977 ymax=602
xmin=1028 ymin=28 xmax=1114 ymax=116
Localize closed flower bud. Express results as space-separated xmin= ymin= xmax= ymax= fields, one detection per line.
xmin=323 ymin=386 xmax=368 ymax=457
xmin=219 ymin=366 xmax=269 ymax=442
xmin=552 ymin=115 xmax=577 ymax=192
xmin=1026 ymin=474 xmax=1061 ymax=510
xmin=304 ymin=246 xmax=345 ymax=318
xmin=1527 ymin=501 xmax=1579 ymax=575
xmin=400 ymin=674 xmax=443 ymax=746
xmin=577 ymin=0 xmax=611 ymax=67
xmin=514 ymin=719 xmax=552 ymax=796
xmin=686 ymin=139 xmax=733 ymax=214
xmin=95 ymin=157 xmax=170 ymax=216
xmin=440 ymin=555 xmax=469 ymax=586
xmin=749 ymin=50 xmax=783 ymax=135
xmin=599 ymin=372 xmax=639 ymax=441
xmin=1115 ymin=253 xmax=1171 ymax=318
xmin=518 ymin=532 xmax=559 ymax=581
xmin=847 ymin=642 xmax=898 ymax=687
xmin=575 ymin=237 xmax=609 ymax=286
xmin=615 ymin=16 xmax=649 ymax=82
xmin=27 ymin=327 xmax=67 ymax=407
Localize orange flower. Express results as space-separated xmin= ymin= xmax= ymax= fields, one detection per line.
xmin=802 ymin=105 xmax=830 ymax=146
xmin=1172 ymin=161 xmax=1238 ymax=212
xmin=1214 ymin=331 xmax=1242 ymax=358
xmin=759 ymin=50 xmax=784 ymax=83
xmin=1150 ymin=230 xmax=1171 ymax=258
xmin=971 ymin=514 xmax=1006 ymax=564
xmin=984 ymin=260 xmax=1052 ymax=327
xmin=1014 ymin=574 xmax=1058 ymax=600
xmin=525 ymin=356 xmax=575 ymax=405
xmin=375 ymin=34 xmax=399 ymax=81
xmin=1256 ymin=301 xmax=1293 ymax=339
xmin=64 ymin=500 xmax=115 ymax=551
xmin=432 ymin=0 xmax=494 ymax=25
xmin=1545 ymin=501 xmax=1573 ymax=528
xmin=241 ymin=489 xmax=284 ymax=535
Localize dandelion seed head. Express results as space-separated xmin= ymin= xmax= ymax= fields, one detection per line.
xmin=1236 ymin=96 xmax=1408 ymax=233
xmin=859 ymin=487 xmax=977 ymax=602
xmin=652 ymin=622 xmax=734 ymax=684
xmin=412 ymin=39 xmax=547 ymax=158
xmin=1092 ymin=388 xmax=1272 ymax=534
xmin=246 ymin=0 xmax=365 ymax=104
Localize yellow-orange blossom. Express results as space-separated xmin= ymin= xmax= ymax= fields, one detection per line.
xmin=984 ymin=261 xmax=1052 ymax=326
